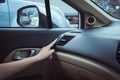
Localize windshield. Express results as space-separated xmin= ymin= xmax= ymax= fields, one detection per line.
xmin=92 ymin=0 xmax=120 ymax=19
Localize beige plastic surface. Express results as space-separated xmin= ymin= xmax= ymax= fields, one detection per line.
xmin=54 ymin=51 xmax=120 ymax=80
xmin=4 ymin=49 xmax=120 ymax=80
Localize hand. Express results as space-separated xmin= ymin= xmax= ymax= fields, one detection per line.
xmin=35 ymin=39 xmax=57 ymax=60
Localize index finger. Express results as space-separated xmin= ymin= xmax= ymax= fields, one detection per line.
xmin=46 ymin=39 xmax=57 ymax=49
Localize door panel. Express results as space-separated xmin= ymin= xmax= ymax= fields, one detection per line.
xmin=0 ymin=28 xmax=75 ymax=80
xmin=0 ymin=28 xmax=73 ymax=62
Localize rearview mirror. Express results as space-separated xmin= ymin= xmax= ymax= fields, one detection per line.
xmin=17 ymin=6 xmax=39 ymax=27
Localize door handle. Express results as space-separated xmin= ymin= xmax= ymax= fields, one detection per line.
xmin=29 ymin=49 xmax=36 ymax=57
xmin=12 ymin=49 xmax=36 ymax=61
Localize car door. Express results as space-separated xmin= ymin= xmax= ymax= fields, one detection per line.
xmin=1 ymin=0 xmax=120 ymax=80
xmin=0 ymin=0 xmax=79 ymax=80
xmin=0 ymin=28 xmax=74 ymax=80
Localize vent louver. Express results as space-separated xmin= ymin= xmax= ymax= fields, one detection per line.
xmin=116 ymin=43 xmax=120 ymax=64
xmin=57 ymin=35 xmax=74 ymax=46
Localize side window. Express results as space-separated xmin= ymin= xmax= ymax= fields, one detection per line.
xmin=50 ymin=0 xmax=80 ymax=28
xmin=0 ymin=0 xmax=80 ymax=28
xmin=0 ymin=0 xmax=48 ymax=28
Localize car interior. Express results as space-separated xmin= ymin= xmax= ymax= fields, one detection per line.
xmin=0 ymin=0 xmax=120 ymax=80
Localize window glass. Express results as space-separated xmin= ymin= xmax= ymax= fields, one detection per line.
xmin=0 ymin=0 xmax=79 ymax=28
xmin=0 ymin=0 xmax=47 ymax=27
xmin=92 ymin=0 xmax=120 ymax=19
xmin=50 ymin=0 xmax=79 ymax=28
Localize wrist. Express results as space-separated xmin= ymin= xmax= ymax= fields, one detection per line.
xmin=31 ymin=55 xmax=43 ymax=62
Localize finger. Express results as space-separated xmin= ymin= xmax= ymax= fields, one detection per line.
xmin=48 ymin=49 xmax=55 ymax=55
xmin=46 ymin=39 xmax=57 ymax=49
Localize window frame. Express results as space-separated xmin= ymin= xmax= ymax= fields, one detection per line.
xmin=44 ymin=0 xmax=53 ymax=28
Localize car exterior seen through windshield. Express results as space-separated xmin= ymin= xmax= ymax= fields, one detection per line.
xmin=92 ymin=0 xmax=120 ymax=19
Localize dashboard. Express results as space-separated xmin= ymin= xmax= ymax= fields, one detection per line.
xmin=56 ymin=21 xmax=120 ymax=73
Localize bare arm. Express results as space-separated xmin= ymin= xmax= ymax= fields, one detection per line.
xmin=0 ymin=39 xmax=57 ymax=80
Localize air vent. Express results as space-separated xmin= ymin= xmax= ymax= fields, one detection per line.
xmin=57 ymin=35 xmax=74 ymax=46
xmin=116 ymin=43 xmax=120 ymax=64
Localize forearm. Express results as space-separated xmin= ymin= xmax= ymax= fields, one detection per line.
xmin=0 ymin=56 xmax=40 ymax=80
